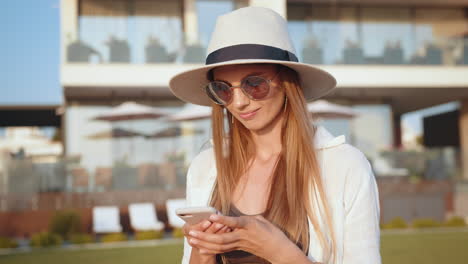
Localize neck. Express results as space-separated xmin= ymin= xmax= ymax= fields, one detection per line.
xmin=249 ymin=111 xmax=285 ymax=161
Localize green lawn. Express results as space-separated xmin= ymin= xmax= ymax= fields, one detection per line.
xmin=0 ymin=230 xmax=467 ymax=264
xmin=381 ymin=230 xmax=468 ymax=264
xmin=0 ymin=243 xmax=184 ymax=264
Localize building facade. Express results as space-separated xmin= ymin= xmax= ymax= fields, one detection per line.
xmin=58 ymin=0 xmax=468 ymax=221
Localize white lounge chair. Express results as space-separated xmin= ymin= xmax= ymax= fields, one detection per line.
xmin=128 ymin=203 xmax=165 ymax=231
xmin=92 ymin=206 xmax=123 ymax=233
xmin=166 ymin=199 xmax=187 ymax=228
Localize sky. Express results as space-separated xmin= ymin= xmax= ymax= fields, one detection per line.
xmin=0 ymin=0 xmax=459 ymax=136
xmin=0 ymin=0 xmax=62 ymax=105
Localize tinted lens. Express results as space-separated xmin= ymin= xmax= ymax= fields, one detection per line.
xmin=206 ymin=81 xmax=232 ymax=104
xmin=242 ymin=76 xmax=270 ymax=100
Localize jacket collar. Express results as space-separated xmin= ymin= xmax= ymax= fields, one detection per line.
xmin=313 ymin=125 xmax=346 ymax=150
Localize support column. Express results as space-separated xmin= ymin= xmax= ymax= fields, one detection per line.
xmin=460 ymin=99 xmax=468 ymax=180
xmin=183 ymin=0 xmax=198 ymax=45
xmin=393 ymin=113 xmax=402 ymax=149
xmin=249 ymin=0 xmax=286 ymax=18
xmin=60 ymin=0 xmax=79 ymax=64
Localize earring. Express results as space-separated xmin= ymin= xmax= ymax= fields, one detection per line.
xmin=283 ymin=96 xmax=288 ymax=113
xmin=225 ymin=108 xmax=234 ymax=124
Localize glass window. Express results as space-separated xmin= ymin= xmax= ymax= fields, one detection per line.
xmin=74 ymin=0 xmax=183 ymax=64
xmin=413 ymin=8 xmax=467 ymax=63
xmin=360 ymin=7 xmax=412 ymax=62
xmin=288 ymin=3 xmax=467 ymax=65
xmin=288 ymin=4 xmax=360 ymax=64
xmin=133 ymin=0 xmax=183 ymax=64
xmin=76 ymin=0 xmax=129 ymax=63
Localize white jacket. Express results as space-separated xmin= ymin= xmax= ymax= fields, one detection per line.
xmin=181 ymin=125 xmax=381 ymax=264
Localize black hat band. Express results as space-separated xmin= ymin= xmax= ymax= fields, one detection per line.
xmin=205 ymin=44 xmax=298 ymax=65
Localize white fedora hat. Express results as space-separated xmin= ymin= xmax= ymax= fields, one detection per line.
xmin=169 ymin=6 xmax=336 ymax=106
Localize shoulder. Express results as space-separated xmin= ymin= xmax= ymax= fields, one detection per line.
xmin=310 ymin=125 xmax=374 ymax=186
xmin=324 ymin=143 xmax=371 ymax=170
xmin=320 ymin=143 xmax=375 ymax=191
xmin=189 ymin=147 xmax=215 ymax=170
xmin=314 ymin=124 xmax=372 ymax=176
xmin=186 ymin=147 xmax=216 ymax=187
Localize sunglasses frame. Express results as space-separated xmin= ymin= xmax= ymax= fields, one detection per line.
xmin=204 ymin=69 xmax=282 ymax=105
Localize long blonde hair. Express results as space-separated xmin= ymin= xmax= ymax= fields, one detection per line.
xmin=208 ymin=64 xmax=336 ymax=263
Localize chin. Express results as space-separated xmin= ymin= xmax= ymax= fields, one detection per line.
xmin=239 ymin=119 xmax=268 ymax=132
xmin=243 ymin=109 xmax=285 ymax=132
xmin=242 ymin=123 xmax=262 ymax=132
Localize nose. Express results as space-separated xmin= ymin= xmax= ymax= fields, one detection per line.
xmin=231 ymin=85 xmax=250 ymax=109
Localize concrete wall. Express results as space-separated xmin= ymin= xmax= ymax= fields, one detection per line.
xmin=377 ymin=179 xmax=453 ymax=224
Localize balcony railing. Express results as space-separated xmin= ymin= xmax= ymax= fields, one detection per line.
xmin=65 ymin=34 xmax=468 ymax=66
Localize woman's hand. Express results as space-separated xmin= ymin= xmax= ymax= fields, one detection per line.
xmin=187 ymin=214 xmax=312 ymax=264
xmin=183 ymin=220 xmax=231 ymax=263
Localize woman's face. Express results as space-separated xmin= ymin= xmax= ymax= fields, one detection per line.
xmin=212 ymin=64 xmax=285 ymax=132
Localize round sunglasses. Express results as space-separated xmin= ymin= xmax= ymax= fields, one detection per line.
xmin=204 ymin=70 xmax=282 ymax=105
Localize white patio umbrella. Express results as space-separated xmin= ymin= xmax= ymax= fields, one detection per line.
xmin=145 ymin=127 xmax=203 ymax=139
xmin=87 ymin=128 xmax=145 ymax=163
xmin=168 ymin=102 xmax=356 ymax=121
xmin=145 ymin=126 xmax=204 ymax=152
xmin=93 ymin=101 xmax=169 ymax=121
xmin=307 ymin=100 xmax=357 ymax=120
xmin=91 ymin=102 xmax=170 ymax=165
xmin=308 ymin=100 xmax=358 ymax=145
xmin=168 ymin=104 xmax=212 ymax=159
xmin=87 ymin=128 xmax=144 ymax=139
xmin=168 ymin=104 xmax=212 ymax=122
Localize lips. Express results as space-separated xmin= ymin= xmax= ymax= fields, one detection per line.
xmin=239 ymin=109 xmax=259 ymax=120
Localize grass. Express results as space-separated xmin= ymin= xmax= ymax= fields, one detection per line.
xmin=0 ymin=243 xmax=184 ymax=264
xmin=381 ymin=230 xmax=468 ymax=264
xmin=0 ymin=230 xmax=467 ymax=264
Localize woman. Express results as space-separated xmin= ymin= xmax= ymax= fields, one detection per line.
xmin=169 ymin=6 xmax=381 ymax=264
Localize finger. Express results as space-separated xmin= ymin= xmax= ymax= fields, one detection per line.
xmin=184 ymin=220 xmax=211 ymax=237
xmin=205 ymin=222 xmax=224 ymax=234
xmin=216 ymin=225 xmax=232 ymax=234
xmin=216 ymin=225 xmax=229 ymax=234
xmin=199 ymin=220 xmax=213 ymax=231
xmin=189 ymin=237 xmax=237 ymax=254
xmin=209 ymin=214 xmax=248 ymax=229
xmin=189 ymin=230 xmax=240 ymax=245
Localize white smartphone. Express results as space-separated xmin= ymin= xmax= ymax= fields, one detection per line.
xmin=176 ymin=206 xmax=221 ymax=225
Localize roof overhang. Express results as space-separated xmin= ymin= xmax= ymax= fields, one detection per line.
xmin=0 ymin=105 xmax=62 ymax=127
